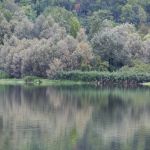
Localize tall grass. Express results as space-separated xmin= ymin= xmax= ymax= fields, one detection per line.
xmin=55 ymin=71 xmax=150 ymax=84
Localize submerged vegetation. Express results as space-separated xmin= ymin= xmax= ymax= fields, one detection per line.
xmin=0 ymin=0 xmax=150 ymax=84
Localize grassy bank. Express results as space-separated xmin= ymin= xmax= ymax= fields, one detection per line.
xmin=0 ymin=79 xmax=86 ymax=86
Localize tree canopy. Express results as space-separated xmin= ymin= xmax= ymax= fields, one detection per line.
xmin=0 ymin=0 xmax=150 ymax=77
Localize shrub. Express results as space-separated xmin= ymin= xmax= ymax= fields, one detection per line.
xmin=23 ymin=76 xmax=42 ymax=84
xmin=55 ymin=71 xmax=150 ymax=84
xmin=0 ymin=71 xmax=9 ymax=79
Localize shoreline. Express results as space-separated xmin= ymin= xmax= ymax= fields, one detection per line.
xmin=0 ymin=79 xmax=86 ymax=86
xmin=0 ymin=79 xmax=149 ymax=87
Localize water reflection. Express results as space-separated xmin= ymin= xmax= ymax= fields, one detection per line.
xmin=0 ymin=85 xmax=150 ymax=150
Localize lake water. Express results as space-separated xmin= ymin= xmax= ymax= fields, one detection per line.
xmin=0 ymin=85 xmax=150 ymax=150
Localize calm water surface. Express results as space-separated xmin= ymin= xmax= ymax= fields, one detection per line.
xmin=0 ymin=85 xmax=150 ymax=150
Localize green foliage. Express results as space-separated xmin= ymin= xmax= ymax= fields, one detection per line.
xmin=12 ymin=0 xmax=150 ymax=26
xmin=23 ymin=76 xmax=42 ymax=84
xmin=2 ymin=9 xmax=12 ymax=21
xmin=0 ymin=7 xmax=93 ymax=78
xmin=70 ymin=16 xmax=80 ymax=37
xmin=87 ymin=10 xmax=114 ymax=37
xmin=56 ymin=71 xmax=150 ymax=83
xmin=44 ymin=7 xmax=80 ymax=36
xmin=119 ymin=60 xmax=150 ymax=73
xmin=21 ymin=5 xmax=36 ymax=20
xmin=0 ymin=71 xmax=9 ymax=79
xmin=90 ymin=56 xmax=109 ymax=71
xmin=121 ymin=4 xmax=147 ymax=25
xmin=0 ymin=0 xmax=150 ymax=81
xmin=91 ymin=23 xmax=144 ymax=70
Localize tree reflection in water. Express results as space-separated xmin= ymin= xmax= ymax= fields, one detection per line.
xmin=0 ymin=85 xmax=150 ymax=150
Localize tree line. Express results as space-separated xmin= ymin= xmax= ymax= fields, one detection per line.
xmin=0 ymin=0 xmax=150 ymax=78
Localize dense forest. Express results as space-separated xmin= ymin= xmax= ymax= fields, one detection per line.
xmin=0 ymin=0 xmax=150 ymax=79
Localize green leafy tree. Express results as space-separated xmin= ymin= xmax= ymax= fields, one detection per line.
xmin=70 ymin=16 xmax=80 ymax=37
xmin=87 ymin=10 xmax=114 ymax=38
xmin=44 ymin=7 xmax=80 ymax=37
xmin=91 ymin=23 xmax=144 ymax=70
xmin=21 ymin=5 xmax=36 ymax=20
xmin=121 ymin=4 xmax=147 ymax=25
